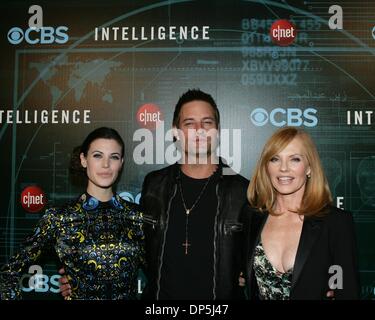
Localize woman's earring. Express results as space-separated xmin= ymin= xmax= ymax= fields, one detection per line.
xmin=307 ymin=173 xmax=311 ymax=178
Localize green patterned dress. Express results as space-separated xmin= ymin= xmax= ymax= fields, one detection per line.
xmin=253 ymin=242 xmax=293 ymax=300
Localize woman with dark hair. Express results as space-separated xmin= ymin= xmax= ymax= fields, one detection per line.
xmin=0 ymin=127 xmax=145 ymax=300
xmin=242 ymin=127 xmax=359 ymax=300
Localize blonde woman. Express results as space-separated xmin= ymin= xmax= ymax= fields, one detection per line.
xmin=242 ymin=127 xmax=359 ymax=300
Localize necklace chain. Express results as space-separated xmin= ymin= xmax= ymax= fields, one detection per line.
xmin=179 ymin=169 xmax=213 ymax=255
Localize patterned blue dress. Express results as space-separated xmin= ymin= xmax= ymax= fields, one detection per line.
xmin=0 ymin=193 xmax=145 ymax=300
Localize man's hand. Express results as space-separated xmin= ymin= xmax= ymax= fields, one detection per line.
xmin=238 ymin=272 xmax=245 ymax=287
xmin=58 ymin=267 xmax=72 ymax=299
xmin=326 ymin=290 xmax=335 ymax=300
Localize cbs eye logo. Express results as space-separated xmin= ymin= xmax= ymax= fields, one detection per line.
xmin=250 ymin=108 xmax=269 ymax=126
xmin=250 ymin=108 xmax=318 ymax=127
xmin=7 ymin=27 xmax=24 ymax=44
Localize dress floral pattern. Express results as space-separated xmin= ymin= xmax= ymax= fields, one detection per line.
xmin=0 ymin=193 xmax=145 ymax=300
xmin=253 ymin=242 xmax=293 ymax=300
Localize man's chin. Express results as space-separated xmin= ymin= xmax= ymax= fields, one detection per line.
xmin=183 ymin=151 xmax=216 ymax=164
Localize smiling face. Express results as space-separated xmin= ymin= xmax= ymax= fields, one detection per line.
xmin=175 ymin=100 xmax=219 ymax=161
xmin=80 ymin=138 xmax=124 ymax=193
xmin=267 ymin=137 xmax=311 ymax=198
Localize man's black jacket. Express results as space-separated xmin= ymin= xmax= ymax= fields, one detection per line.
xmin=140 ymin=161 xmax=248 ymax=300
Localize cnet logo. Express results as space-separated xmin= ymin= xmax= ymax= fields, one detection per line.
xmin=270 ymin=20 xmax=297 ymax=46
xmin=136 ymin=103 xmax=163 ymax=130
xmin=8 ymin=26 xmax=69 ymax=45
xmin=250 ymin=108 xmax=318 ymax=127
xmin=21 ymin=186 xmax=46 ymax=213
xmin=7 ymin=5 xmax=69 ymax=45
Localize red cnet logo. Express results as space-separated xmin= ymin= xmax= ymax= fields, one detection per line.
xmin=136 ymin=103 xmax=163 ymax=130
xmin=270 ymin=20 xmax=297 ymax=46
xmin=21 ymin=186 xmax=46 ymax=213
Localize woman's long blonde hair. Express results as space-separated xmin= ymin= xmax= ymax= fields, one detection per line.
xmin=248 ymin=127 xmax=332 ymax=216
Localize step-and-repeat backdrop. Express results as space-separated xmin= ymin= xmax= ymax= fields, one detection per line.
xmin=0 ymin=0 xmax=374 ymax=299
